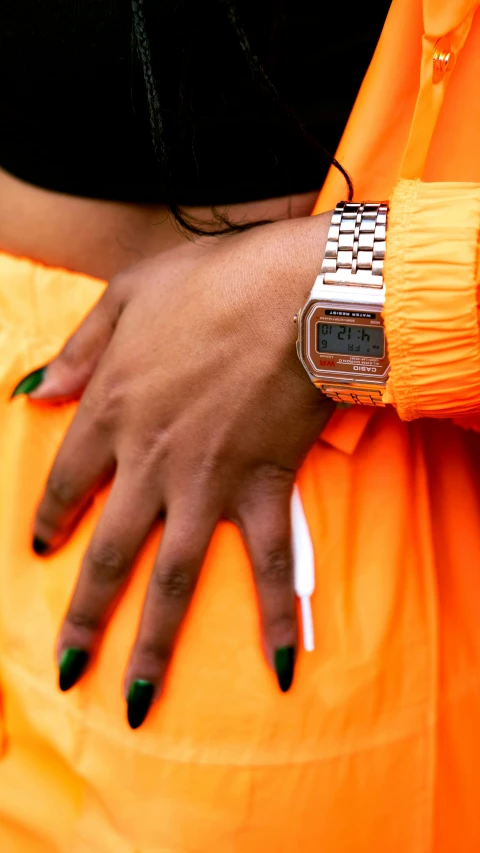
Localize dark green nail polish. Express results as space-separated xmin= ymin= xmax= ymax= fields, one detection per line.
xmin=274 ymin=646 xmax=295 ymax=693
xmin=33 ymin=536 xmax=49 ymax=556
xmin=127 ymin=680 xmax=155 ymax=729
xmin=11 ymin=366 xmax=46 ymax=398
xmin=58 ymin=648 xmax=89 ymax=692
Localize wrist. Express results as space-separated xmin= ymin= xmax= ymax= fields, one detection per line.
xmin=271 ymin=212 xmax=332 ymax=303
xmin=295 ymin=202 xmax=390 ymax=406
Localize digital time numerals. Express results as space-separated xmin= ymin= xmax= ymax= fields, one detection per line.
xmin=317 ymin=323 xmax=384 ymax=357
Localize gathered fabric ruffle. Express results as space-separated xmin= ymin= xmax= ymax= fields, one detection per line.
xmin=383 ymin=179 xmax=480 ymax=422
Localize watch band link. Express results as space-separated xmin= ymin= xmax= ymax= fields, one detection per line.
xmin=322 ymin=201 xmax=388 ymax=288
xmin=318 ymin=201 xmax=388 ymax=406
xmin=319 ymin=384 xmax=385 ymax=407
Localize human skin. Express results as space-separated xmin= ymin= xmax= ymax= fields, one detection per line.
xmin=0 ymin=166 xmax=319 ymax=280
xmin=3 ymin=165 xmax=333 ymax=726
xmin=24 ymin=214 xmax=333 ymax=726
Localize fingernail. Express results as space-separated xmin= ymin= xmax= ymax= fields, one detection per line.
xmin=274 ymin=646 xmax=295 ymax=693
xmin=11 ymin=366 xmax=46 ymax=398
xmin=32 ymin=536 xmax=49 ymax=556
xmin=58 ymin=648 xmax=89 ymax=691
xmin=127 ymin=679 xmax=155 ymax=729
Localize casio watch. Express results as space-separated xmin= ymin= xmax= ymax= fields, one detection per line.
xmin=296 ymin=201 xmax=390 ymax=406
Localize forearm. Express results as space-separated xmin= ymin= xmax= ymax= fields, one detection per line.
xmin=0 ymin=166 xmax=319 ymax=282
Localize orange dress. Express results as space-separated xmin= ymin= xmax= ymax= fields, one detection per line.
xmin=1 ymin=1 xmax=480 ymax=851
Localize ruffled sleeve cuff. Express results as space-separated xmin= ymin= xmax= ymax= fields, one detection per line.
xmin=383 ymin=179 xmax=480 ymax=420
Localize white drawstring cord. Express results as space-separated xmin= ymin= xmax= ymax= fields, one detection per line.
xmin=291 ymin=484 xmax=315 ymax=652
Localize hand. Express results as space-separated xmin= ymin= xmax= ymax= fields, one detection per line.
xmin=22 ymin=214 xmax=333 ymax=727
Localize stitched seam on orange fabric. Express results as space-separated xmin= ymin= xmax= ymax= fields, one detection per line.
xmin=398 ymin=179 xmax=420 ymax=420
xmin=464 ymin=193 xmax=480 ymax=416
xmin=415 ymin=186 xmax=480 ymax=419
xmin=469 ymin=190 xmax=480 ymax=390
xmin=384 ymin=178 xmax=420 ymax=418
xmin=385 ymin=180 xmax=480 ymax=420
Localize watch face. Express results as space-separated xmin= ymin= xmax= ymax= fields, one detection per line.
xmin=301 ymin=302 xmax=390 ymax=383
xmin=317 ymin=322 xmax=385 ymax=357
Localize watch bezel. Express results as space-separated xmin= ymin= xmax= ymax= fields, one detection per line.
xmin=298 ymin=298 xmax=390 ymax=387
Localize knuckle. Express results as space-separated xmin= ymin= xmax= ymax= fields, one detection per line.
xmin=268 ymin=611 xmax=296 ymax=635
xmin=194 ymin=451 xmax=224 ymax=482
xmin=59 ymin=334 xmax=81 ymax=369
xmin=137 ymin=640 xmax=171 ymax=668
xmin=236 ymin=469 xmax=293 ymax=517
xmin=257 ymin=549 xmax=292 ymax=588
xmin=66 ymin=608 xmax=100 ymax=634
xmin=102 ymin=369 xmax=129 ymax=408
xmin=154 ymin=563 xmax=193 ymax=600
xmin=251 ymin=464 xmax=294 ymax=491
xmin=130 ymin=428 xmax=168 ymax=472
xmin=45 ymin=470 xmax=78 ymax=510
xmin=86 ymin=543 xmax=129 ymax=585
xmin=84 ymin=382 xmax=122 ymax=429
xmin=82 ymin=367 xmax=130 ymax=430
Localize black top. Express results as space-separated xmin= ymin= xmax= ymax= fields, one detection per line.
xmin=0 ymin=1 xmax=390 ymax=206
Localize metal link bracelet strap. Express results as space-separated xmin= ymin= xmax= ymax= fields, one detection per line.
xmin=319 ymin=383 xmax=385 ymax=406
xmin=319 ymin=201 xmax=388 ymax=406
xmin=321 ymin=201 xmax=388 ymax=288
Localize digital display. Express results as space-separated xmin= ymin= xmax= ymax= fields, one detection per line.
xmin=317 ymin=323 xmax=384 ymax=356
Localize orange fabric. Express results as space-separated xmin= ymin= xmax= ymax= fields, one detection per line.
xmin=383 ymin=179 xmax=480 ymax=419
xmin=2 ymin=254 xmax=480 ymax=853
xmin=2 ymin=1 xmax=480 ymax=852
xmin=314 ymin=0 xmax=480 ymax=441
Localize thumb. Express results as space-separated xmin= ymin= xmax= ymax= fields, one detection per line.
xmin=11 ymin=290 xmax=119 ymax=401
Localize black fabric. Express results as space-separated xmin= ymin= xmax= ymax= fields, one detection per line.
xmin=0 ymin=1 xmax=390 ymax=206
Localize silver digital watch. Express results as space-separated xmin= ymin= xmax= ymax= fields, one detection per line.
xmin=296 ymin=202 xmax=390 ymax=406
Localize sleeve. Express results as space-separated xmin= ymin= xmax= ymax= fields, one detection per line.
xmin=382 ymin=179 xmax=480 ymax=426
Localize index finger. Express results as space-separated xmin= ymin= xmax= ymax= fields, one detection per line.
xmin=33 ymin=400 xmax=115 ymax=552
